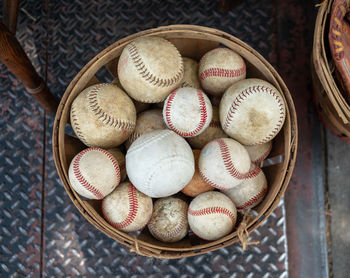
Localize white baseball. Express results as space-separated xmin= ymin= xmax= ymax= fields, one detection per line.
xmin=126 ymin=130 xmax=195 ymax=198
xmin=187 ymin=106 xmax=228 ymax=149
xmin=220 ymin=78 xmax=286 ymax=145
xmin=199 ymin=48 xmax=246 ymax=96
xmin=106 ymin=148 xmax=126 ymax=181
xmin=188 ymin=191 xmax=237 ymax=241
xmin=148 ymin=197 xmax=189 ymax=243
xmin=125 ymin=109 xmax=167 ymax=149
xmin=222 ymin=164 xmax=268 ymax=211
xmin=102 ymin=182 xmax=153 ymax=233
xmin=70 ymin=83 xmax=136 ymax=148
xmin=199 ymin=138 xmax=251 ymax=190
xmin=180 ymin=57 xmax=201 ymax=89
xmin=68 ymin=148 xmax=121 ymax=199
xmin=244 ymin=141 xmax=273 ymax=164
xmin=118 ymin=36 xmax=184 ymax=103
xmin=163 ymin=87 xmax=213 ymax=137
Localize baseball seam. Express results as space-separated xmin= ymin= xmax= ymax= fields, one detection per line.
xmin=236 ymin=186 xmax=268 ymax=210
xmin=102 ymin=183 xmax=139 ymax=229
xmin=188 ymin=206 xmax=236 ymax=226
xmin=72 ymin=148 xmax=121 ymax=199
xmin=199 ymin=64 xmax=246 ymax=83
xmin=252 ymin=143 xmax=273 ymax=164
xmin=127 ymin=42 xmax=183 ymax=87
xmin=88 ymin=84 xmax=135 ymax=130
xmin=127 ymin=130 xmax=172 ymax=154
xmin=164 ymin=89 xmax=208 ymax=137
xmin=181 ymin=80 xmax=196 ymax=88
xmin=330 ymin=1 xmax=346 ymax=59
xmin=70 ymin=104 xmax=89 ymax=146
xmin=223 ymin=85 xmax=285 ymax=145
xmin=199 ymin=169 xmax=229 ymax=191
xmin=148 ymin=209 xmax=187 ymax=241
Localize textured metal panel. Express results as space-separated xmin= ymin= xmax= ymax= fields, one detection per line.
xmin=42 ymin=0 xmax=287 ymax=277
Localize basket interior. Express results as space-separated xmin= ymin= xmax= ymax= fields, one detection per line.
xmin=54 ymin=27 xmax=295 ymax=256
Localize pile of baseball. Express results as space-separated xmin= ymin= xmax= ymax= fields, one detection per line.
xmin=68 ymin=36 xmax=286 ymax=243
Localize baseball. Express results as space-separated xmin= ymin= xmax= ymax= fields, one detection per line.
xmin=118 ymin=36 xmax=184 ymax=103
xmin=163 ymin=87 xmax=213 ymax=138
xmin=199 ymin=48 xmax=246 ymax=96
xmin=222 ymin=164 xmax=268 ymax=211
xmin=199 ymin=138 xmax=251 ymax=190
xmin=126 ymin=130 xmax=195 ymax=198
xmin=106 ymin=148 xmax=127 ymax=181
xmin=68 ymin=148 xmax=121 ymax=199
xmin=102 ymin=182 xmax=153 ymax=233
xmin=244 ymin=141 xmax=273 ymax=164
xmin=70 ymin=83 xmax=136 ymax=148
xmin=220 ymin=78 xmax=286 ymax=145
xmin=148 ymin=197 xmax=189 ymax=243
xmin=187 ymin=106 xmax=228 ymax=149
xmin=188 ymin=191 xmax=237 ymax=241
xmin=180 ymin=57 xmax=201 ymax=89
xmin=181 ymin=149 xmax=215 ymax=197
xmin=125 ymin=109 xmax=167 ymax=149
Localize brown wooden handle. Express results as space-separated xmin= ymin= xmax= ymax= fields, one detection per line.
xmin=0 ymin=21 xmax=58 ymax=113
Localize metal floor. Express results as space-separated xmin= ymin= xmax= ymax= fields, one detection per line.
xmin=0 ymin=1 xmax=331 ymax=277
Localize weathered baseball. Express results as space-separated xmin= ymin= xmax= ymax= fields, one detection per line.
xmin=70 ymin=83 xmax=136 ymax=148
xmin=181 ymin=149 xmax=215 ymax=197
xmin=199 ymin=138 xmax=251 ymax=190
xmin=126 ymin=130 xmax=195 ymax=198
xmin=199 ymin=48 xmax=246 ymax=96
xmin=163 ymin=87 xmax=213 ymax=137
xmin=222 ymin=164 xmax=268 ymax=211
xmin=188 ymin=191 xmax=237 ymax=241
xmin=244 ymin=141 xmax=273 ymax=164
xmin=180 ymin=57 xmax=201 ymax=89
xmin=118 ymin=36 xmax=184 ymax=103
xmin=102 ymin=182 xmax=153 ymax=233
xmin=106 ymin=148 xmax=126 ymax=181
xmin=68 ymin=148 xmax=121 ymax=199
xmin=125 ymin=109 xmax=167 ymax=149
xmin=148 ymin=197 xmax=189 ymax=243
xmin=187 ymin=106 xmax=228 ymax=149
xmin=220 ymin=78 xmax=286 ymax=145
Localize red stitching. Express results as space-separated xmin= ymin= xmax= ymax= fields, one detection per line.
xmin=252 ymin=142 xmax=272 ymax=163
xmin=223 ymin=85 xmax=285 ymax=145
xmin=188 ymin=206 xmax=236 ymax=226
xmin=71 ymin=104 xmax=89 ymax=146
xmin=199 ymin=64 xmax=246 ymax=83
xmin=164 ymin=89 xmax=208 ymax=137
xmin=199 ymin=169 xmax=228 ymax=190
xmin=102 ymin=183 xmax=139 ymax=229
xmin=72 ymin=148 xmax=121 ymax=199
xmin=236 ymin=186 xmax=268 ymax=210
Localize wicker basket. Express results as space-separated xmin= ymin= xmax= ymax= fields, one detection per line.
xmin=53 ymin=25 xmax=298 ymax=258
xmin=312 ymin=0 xmax=350 ymax=141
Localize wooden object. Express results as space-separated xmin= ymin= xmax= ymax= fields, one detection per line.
xmin=52 ymin=25 xmax=298 ymax=258
xmin=0 ymin=21 xmax=58 ymax=113
xmin=3 ymin=0 xmax=19 ymax=34
xmin=312 ymin=0 xmax=350 ymax=141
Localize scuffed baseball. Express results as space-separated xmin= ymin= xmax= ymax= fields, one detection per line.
xmin=68 ymin=148 xmax=121 ymax=199
xmin=199 ymin=48 xmax=246 ymax=96
xmin=163 ymin=87 xmax=213 ymax=138
xmin=180 ymin=57 xmax=201 ymax=89
xmin=187 ymin=106 xmax=228 ymax=149
xmin=222 ymin=164 xmax=268 ymax=211
xmin=244 ymin=141 xmax=273 ymax=164
xmin=188 ymin=191 xmax=237 ymax=241
xmin=126 ymin=130 xmax=195 ymax=198
xmin=106 ymin=148 xmax=126 ymax=181
xmin=199 ymin=138 xmax=251 ymax=190
xmin=102 ymin=182 xmax=153 ymax=233
xmin=70 ymin=83 xmax=136 ymax=148
xmin=220 ymin=78 xmax=286 ymax=145
xmin=118 ymin=36 xmax=184 ymax=103
xmin=125 ymin=109 xmax=167 ymax=149
xmin=148 ymin=197 xmax=189 ymax=243
xmin=182 ymin=149 xmax=215 ymax=197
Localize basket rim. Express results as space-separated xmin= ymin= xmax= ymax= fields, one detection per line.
xmin=53 ymin=24 xmax=298 ymax=258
